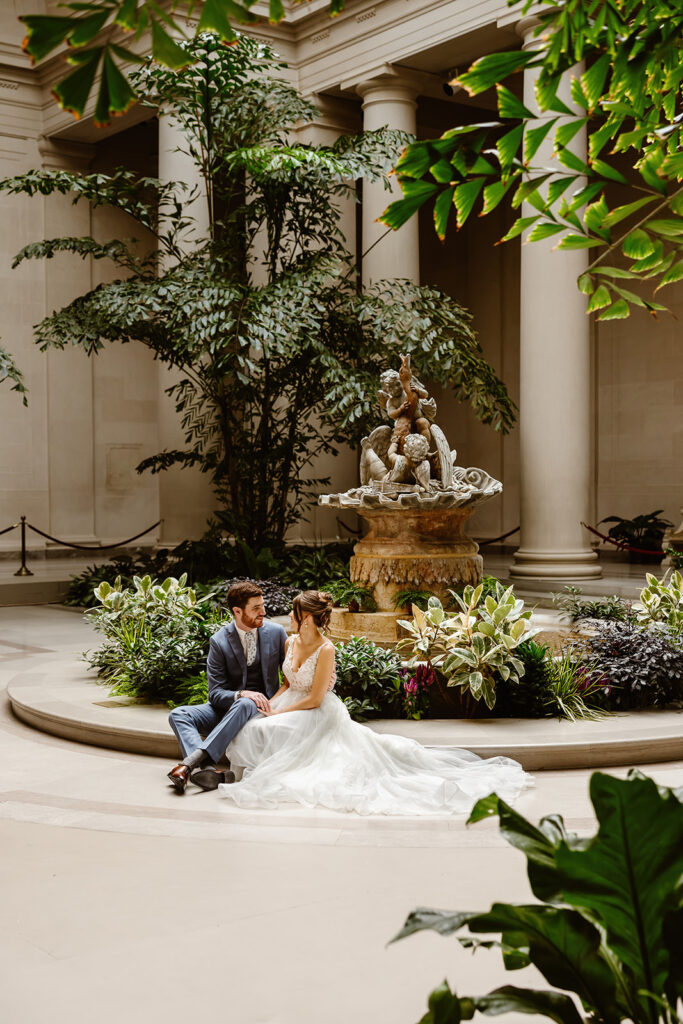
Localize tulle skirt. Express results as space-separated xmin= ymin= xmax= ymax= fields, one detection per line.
xmin=219 ymin=687 xmax=531 ymax=816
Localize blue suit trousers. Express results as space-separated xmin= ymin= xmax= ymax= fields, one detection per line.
xmin=169 ymin=699 xmax=261 ymax=765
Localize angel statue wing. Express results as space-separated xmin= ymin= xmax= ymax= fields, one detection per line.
xmin=360 ymin=425 xmax=393 ymax=484
xmin=420 ymin=396 xmax=437 ymax=421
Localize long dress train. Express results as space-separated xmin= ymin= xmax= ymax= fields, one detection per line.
xmin=219 ymin=643 xmax=532 ymax=816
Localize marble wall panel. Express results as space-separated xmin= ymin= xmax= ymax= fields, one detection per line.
xmin=0 ymin=132 xmax=49 ymax=551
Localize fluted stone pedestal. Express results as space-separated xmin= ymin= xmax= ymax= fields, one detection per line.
xmin=328 ymin=506 xmax=482 ymax=647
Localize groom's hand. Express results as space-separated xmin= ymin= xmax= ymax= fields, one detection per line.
xmin=240 ymin=691 xmax=271 ymax=714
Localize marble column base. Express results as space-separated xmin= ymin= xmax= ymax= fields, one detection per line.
xmin=510 ymin=547 xmax=602 ymax=580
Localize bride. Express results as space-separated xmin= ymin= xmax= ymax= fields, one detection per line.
xmin=219 ymin=590 xmax=531 ymax=816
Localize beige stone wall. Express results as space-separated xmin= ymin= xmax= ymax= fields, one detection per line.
xmin=88 ymin=125 xmax=162 ymax=545
xmin=0 ymin=101 xmax=50 ymax=550
xmin=596 ymin=302 xmax=683 ymax=531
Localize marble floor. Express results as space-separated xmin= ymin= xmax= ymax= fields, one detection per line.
xmin=1 ymin=605 xmax=682 ymax=1024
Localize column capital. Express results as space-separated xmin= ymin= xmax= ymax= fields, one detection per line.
xmin=38 ymin=136 xmax=95 ymax=172
xmin=515 ymin=15 xmax=543 ymax=46
xmin=342 ymin=64 xmax=423 ymax=105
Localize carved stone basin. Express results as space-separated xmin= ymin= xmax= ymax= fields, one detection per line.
xmin=350 ymin=505 xmax=481 ymax=610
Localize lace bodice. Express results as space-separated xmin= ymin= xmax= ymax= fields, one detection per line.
xmin=283 ymin=641 xmax=336 ymax=693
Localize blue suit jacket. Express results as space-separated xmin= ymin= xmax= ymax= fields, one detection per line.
xmin=207 ymin=620 xmax=287 ymax=716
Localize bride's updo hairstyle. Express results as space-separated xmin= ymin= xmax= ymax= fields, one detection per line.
xmin=292 ymin=590 xmax=334 ymax=632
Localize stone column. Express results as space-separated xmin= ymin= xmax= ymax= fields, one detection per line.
xmin=355 ymin=73 xmax=420 ymax=286
xmin=39 ymin=136 xmax=99 ymax=545
xmin=295 ymin=95 xmax=362 ymax=543
xmin=511 ymin=19 xmax=601 ymax=580
xmin=156 ymin=114 xmax=215 ymax=546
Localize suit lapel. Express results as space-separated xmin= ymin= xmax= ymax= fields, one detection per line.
xmin=258 ymin=624 xmax=270 ymax=688
xmin=226 ymin=623 xmax=247 ymax=685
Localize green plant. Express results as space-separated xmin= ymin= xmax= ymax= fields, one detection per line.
xmin=569 ymin=620 xmax=683 ymax=710
xmin=398 ymin=588 xmax=536 ymax=710
xmin=334 ymin=637 xmax=403 ymax=721
xmin=392 ymin=589 xmax=436 ymax=613
xmin=18 ymin=4 xmax=349 ymax=124
xmin=195 ymin=577 xmax=297 ymax=618
xmin=544 ymin=649 xmax=609 ymax=722
xmin=553 ymin=585 xmax=633 ymax=624
xmin=382 ymin=0 xmax=683 ymax=317
xmin=1 ymin=36 xmax=515 ymax=550
xmin=86 ymin=573 xmax=225 ymax=705
xmin=394 ymin=770 xmax=683 ymax=1024
xmin=324 ymin=578 xmax=377 ymax=614
xmin=279 ymin=543 xmax=352 ymax=590
xmin=638 ymin=570 xmax=683 ymax=637
xmin=600 ymin=511 xmax=673 ymax=560
xmin=666 ymin=547 xmax=683 ymax=570
xmin=494 ymin=639 xmax=555 ymax=718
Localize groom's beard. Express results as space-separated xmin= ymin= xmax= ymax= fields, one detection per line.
xmin=241 ymin=611 xmax=265 ymax=630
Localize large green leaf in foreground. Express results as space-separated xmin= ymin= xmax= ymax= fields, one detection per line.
xmin=395 ymin=771 xmax=683 ymax=1024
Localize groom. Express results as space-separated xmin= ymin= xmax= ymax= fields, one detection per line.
xmin=166 ymin=580 xmax=287 ymax=794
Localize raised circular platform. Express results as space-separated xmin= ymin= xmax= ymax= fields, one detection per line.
xmin=8 ymin=652 xmax=683 ymax=770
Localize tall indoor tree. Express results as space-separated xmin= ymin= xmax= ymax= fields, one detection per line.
xmin=0 ymin=36 xmax=515 ymax=550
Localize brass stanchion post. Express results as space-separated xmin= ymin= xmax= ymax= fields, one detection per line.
xmin=14 ymin=516 xmax=33 ymax=576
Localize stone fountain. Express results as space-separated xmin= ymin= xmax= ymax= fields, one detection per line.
xmin=319 ymin=355 xmax=503 ymax=646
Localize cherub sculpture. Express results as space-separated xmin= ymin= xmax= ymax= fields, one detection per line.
xmin=378 ymin=355 xmax=436 ymax=466
xmin=360 ymin=356 xmax=454 ymax=490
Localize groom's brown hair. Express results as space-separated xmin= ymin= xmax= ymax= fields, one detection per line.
xmin=227 ymin=580 xmax=263 ymax=612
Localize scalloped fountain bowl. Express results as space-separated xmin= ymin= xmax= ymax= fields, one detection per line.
xmin=319 ymin=469 xmax=502 ymax=647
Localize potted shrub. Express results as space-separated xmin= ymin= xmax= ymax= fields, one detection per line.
xmin=600 ymin=510 xmax=673 ymax=563
xmin=397 ymin=585 xmax=537 ymax=718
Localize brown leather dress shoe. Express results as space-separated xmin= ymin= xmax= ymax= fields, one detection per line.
xmin=167 ymin=763 xmax=191 ymax=794
xmin=191 ymin=767 xmax=236 ymax=791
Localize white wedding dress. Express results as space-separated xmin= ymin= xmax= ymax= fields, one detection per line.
xmin=219 ymin=643 xmax=531 ymax=816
